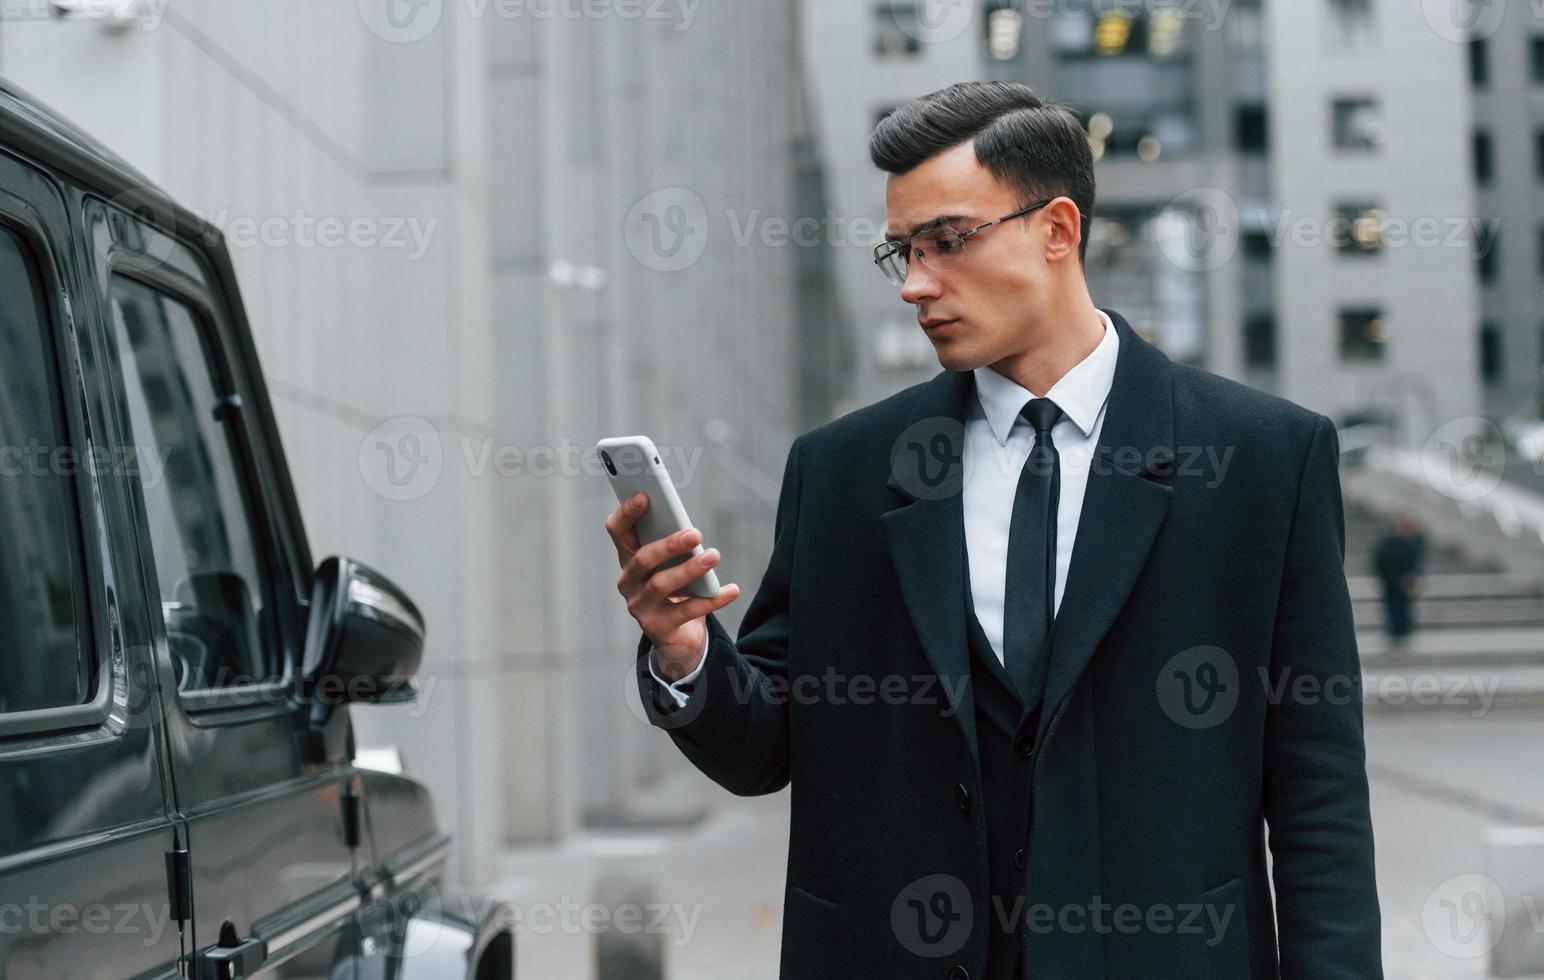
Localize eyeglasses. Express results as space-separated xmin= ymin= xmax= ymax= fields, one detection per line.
xmin=873 ymin=198 xmax=1058 ymax=286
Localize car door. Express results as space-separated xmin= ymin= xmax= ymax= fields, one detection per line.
xmin=80 ymin=193 xmax=364 ymax=980
xmin=0 ymin=151 xmax=185 ymax=978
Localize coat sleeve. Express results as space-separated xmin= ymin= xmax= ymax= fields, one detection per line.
xmin=632 ymin=433 xmax=805 ymax=796
xmin=1263 ymin=413 xmax=1384 ymax=979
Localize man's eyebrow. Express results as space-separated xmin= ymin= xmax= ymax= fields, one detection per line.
xmin=884 ymin=214 xmax=975 ymax=241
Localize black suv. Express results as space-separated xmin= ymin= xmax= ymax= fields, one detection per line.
xmin=0 ymin=79 xmax=514 ymax=979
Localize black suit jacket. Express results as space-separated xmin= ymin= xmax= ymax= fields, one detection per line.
xmin=635 ymin=309 xmax=1382 ymax=979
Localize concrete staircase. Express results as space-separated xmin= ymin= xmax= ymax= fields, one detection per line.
xmin=1347 ymin=497 xmax=1544 ymax=712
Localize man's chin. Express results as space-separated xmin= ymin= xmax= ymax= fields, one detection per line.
xmin=931 ymin=344 xmax=983 ymax=373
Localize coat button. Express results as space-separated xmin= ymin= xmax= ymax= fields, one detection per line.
xmin=1014 ymin=848 xmax=1026 ymax=870
xmin=1014 ymin=733 xmax=1034 ymax=758
xmin=948 ymin=967 xmax=969 ymax=980
xmin=954 ymin=783 xmax=971 ymax=813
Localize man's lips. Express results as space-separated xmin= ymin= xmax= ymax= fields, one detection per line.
xmin=921 ymin=318 xmax=958 ymax=333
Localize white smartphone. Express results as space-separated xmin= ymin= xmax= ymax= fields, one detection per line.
xmin=597 ymin=435 xmax=722 ymax=599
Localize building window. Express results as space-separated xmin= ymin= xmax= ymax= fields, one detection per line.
xmin=1229 ymin=0 xmax=1263 ymax=51
xmin=874 ymin=2 xmax=922 ymax=57
xmin=1244 ymin=313 xmax=1276 ymax=368
xmin=1532 ymin=36 xmax=1544 ymax=85
xmin=1243 ymin=231 xmax=1273 ymax=261
xmin=1474 ymin=129 xmax=1494 ymax=185
xmin=1480 ymin=323 xmax=1502 ymax=383
xmin=1471 ymin=37 xmax=1490 ymax=88
xmin=1478 ymin=236 xmax=1499 ymax=284
xmin=1328 ymin=0 xmax=1374 ymax=36
xmin=1339 ymin=307 xmax=1387 ymax=361
xmin=1235 ymin=104 xmax=1268 ymax=154
xmin=1332 ymin=97 xmax=1384 ymax=151
xmin=1335 ymin=203 xmax=1384 ymax=255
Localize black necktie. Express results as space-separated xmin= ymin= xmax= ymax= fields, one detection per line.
xmin=1003 ymin=397 xmax=1064 ymax=709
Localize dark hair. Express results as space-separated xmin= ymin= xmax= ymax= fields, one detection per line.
xmin=870 ymin=81 xmax=1095 ymax=264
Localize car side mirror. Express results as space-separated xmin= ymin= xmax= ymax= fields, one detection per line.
xmin=301 ymin=556 xmax=425 ymax=762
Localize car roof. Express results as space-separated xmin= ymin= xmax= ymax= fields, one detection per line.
xmin=0 ymin=74 xmax=219 ymax=246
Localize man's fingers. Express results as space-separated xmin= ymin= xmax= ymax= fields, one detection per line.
xmin=648 ymin=546 xmax=722 ymax=599
xmin=655 ymin=583 xmax=742 ymax=632
xmin=604 ymin=491 xmax=649 ymax=562
xmin=619 ymin=526 xmax=702 ymax=594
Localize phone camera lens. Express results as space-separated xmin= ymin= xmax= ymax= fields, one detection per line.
xmin=601 ymin=450 xmax=617 ymax=476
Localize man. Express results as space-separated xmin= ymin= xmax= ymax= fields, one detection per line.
xmin=605 ymin=82 xmax=1381 ymax=979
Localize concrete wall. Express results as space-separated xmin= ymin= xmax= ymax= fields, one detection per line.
xmin=1 ymin=0 xmax=825 ymax=885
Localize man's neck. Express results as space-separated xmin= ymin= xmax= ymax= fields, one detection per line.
xmin=986 ymin=300 xmax=1105 ymax=397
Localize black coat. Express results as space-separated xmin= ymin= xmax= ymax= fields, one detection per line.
xmin=635 ymin=309 xmax=1382 ymax=979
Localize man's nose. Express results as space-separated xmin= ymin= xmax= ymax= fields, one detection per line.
xmin=899 ymin=263 xmax=941 ymax=305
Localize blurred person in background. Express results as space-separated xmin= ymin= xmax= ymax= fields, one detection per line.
xmin=1372 ymin=511 xmax=1425 ymax=656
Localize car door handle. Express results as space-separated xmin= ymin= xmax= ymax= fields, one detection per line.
xmin=198 ymin=936 xmax=266 ymax=980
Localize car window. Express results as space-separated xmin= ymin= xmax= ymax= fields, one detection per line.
xmin=0 ymin=225 xmax=94 ymax=713
xmin=109 ymin=276 xmax=280 ymax=692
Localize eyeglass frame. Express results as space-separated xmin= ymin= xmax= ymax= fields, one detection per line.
xmin=872 ymin=197 xmax=1070 ymax=285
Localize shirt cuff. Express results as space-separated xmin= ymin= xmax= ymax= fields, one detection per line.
xmin=648 ymin=631 xmax=710 ymax=708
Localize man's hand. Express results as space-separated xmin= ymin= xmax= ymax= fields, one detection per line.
xmin=605 ymin=491 xmax=741 ymax=680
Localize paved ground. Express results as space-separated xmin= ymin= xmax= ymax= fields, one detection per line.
xmin=490 ymin=709 xmax=1544 ymax=978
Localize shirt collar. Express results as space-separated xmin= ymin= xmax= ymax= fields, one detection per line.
xmin=972 ymin=308 xmax=1120 ymax=446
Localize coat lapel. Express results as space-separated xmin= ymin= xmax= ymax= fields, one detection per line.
xmin=1036 ymin=309 xmax=1176 ymax=743
xmin=881 ymin=368 xmax=980 ymax=767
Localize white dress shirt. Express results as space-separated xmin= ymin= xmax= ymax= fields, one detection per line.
xmin=649 ymin=309 xmax=1120 ymax=704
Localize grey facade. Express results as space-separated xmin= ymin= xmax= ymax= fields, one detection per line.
xmin=1469 ymin=2 xmax=1544 ymax=422
xmin=805 ymin=0 xmax=1485 ymax=432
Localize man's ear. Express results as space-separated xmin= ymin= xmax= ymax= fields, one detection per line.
xmin=1043 ymin=197 xmax=1083 ymax=263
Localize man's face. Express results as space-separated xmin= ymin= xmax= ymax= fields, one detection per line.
xmin=883 ymin=141 xmax=1057 ymax=372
